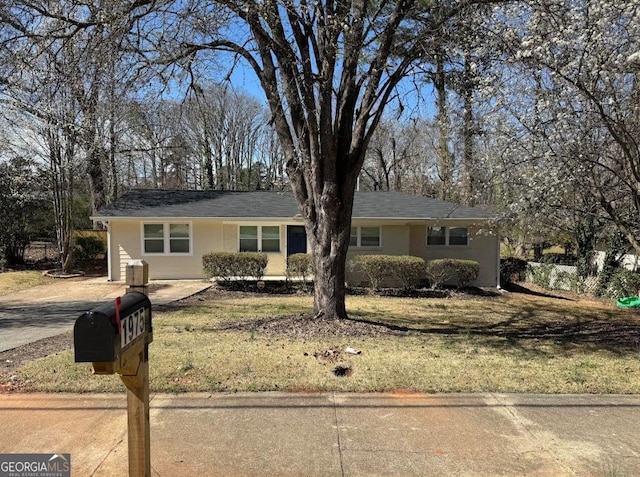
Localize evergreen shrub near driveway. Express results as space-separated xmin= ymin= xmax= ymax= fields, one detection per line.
xmin=202 ymin=252 xmax=268 ymax=281
xmin=349 ymin=254 xmax=426 ymax=289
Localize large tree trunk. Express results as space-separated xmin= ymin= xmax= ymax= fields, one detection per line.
xmin=307 ymin=189 xmax=355 ymax=319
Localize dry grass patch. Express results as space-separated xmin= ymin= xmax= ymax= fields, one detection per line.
xmin=14 ymin=289 xmax=640 ymax=393
xmin=0 ymin=271 xmax=51 ymax=296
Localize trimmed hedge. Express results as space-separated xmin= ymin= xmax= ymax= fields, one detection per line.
xmin=455 ymin=260 xmax=480 ymax=287
xmin=202 ymin=252 xmax=268 ymax=281
xmin=286 ymin=253 xmax=314 ymax=281
xmin=426 ymin=258 xmax=480 ymax=289
xmin=350 ymin=254 xmax=426 ymax=289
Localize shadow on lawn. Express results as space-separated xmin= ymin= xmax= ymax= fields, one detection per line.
xmin=173 ymin=281 xmax=640 ymax=356
xmin=348 ymin=303 xmax=640 ymax=356
xmin=354 ymin=314 xmax=639 ymax=352
xmin=502 ymin=282 xmax=574 ymax=301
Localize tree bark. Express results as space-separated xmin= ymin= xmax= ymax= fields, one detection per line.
xmin=307 ymin=185 xmax=356 ymax=319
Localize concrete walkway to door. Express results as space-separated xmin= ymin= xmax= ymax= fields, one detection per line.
xmin=0 ymin=277 xmax=211 ymax=352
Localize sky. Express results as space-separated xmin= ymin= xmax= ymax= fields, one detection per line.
xmin=186 ymin=49 xmax=436 ymax=122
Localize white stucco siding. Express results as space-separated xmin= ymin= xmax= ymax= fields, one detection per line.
xmin=222 ymin=222 xmax=287 ymax=276
xmin=345 ymin=224 xmax=411 ymax=286
xmin=410 ymin=224 xmax=499 ymax=287
xmin=108 ymin=220 xmax=221 ymax=281
xmin=106 ymin=218 xmax=498 ymax=286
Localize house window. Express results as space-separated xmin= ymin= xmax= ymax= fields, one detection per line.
xmin=239 ymin=225 xmax=280 ymax=252
xmin=169 ymin=224 xmax=190 ymax=253
xmin=143 ymin=223 xmax=191 ymax=254
xmin=449 ymin=227 xmax=469 ymax=246
xmin=350 ymin=226 xmax=381 ymax=247
xmin=427 ymin=226 xmax=469 ymax=246
xmin=427 ymin=226 xmax=446 ymax=246
xmin=239 ymin=226 xmax=258 ymax=252
xmin=262 ymin=226 xmax=280 ymax=252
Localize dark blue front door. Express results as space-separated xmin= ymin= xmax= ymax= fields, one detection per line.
xmin=287 ymin=225 xmax=307 ymax=257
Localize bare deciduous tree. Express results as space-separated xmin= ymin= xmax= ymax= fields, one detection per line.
xmin=164 ymin=0 xmax=505 ymax=318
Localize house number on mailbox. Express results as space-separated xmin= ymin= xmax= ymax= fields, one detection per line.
xmin=121 ymin=307 xmax=147 ymax=350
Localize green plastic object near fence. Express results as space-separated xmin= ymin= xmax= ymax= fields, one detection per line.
xmin=616 ymin=296 xmax=640 ymax=308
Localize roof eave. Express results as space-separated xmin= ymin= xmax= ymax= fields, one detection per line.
xmin=93 ymin=215 xmax=495 ymax=221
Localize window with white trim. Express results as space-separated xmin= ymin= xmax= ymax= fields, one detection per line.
xmin=427 ymin=226 xmax=468 ymax=246
xmin=143 ymin=223 xmax=192 ymax=254
xmin=350 ymin=226 xmax=381 ymax=247
xmin=239 ymin=225 xmax=280 ymax=252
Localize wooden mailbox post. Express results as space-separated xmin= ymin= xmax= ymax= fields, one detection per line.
xmin=74 ymin=261 xmax=151 ymax=477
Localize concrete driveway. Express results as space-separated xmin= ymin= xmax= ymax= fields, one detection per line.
xmin=0 ymin=277 xmax=210 ymax=352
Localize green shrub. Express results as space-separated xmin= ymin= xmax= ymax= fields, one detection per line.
xmin=350 ymin=254 xmax=426 ymax=289
xmin=554 ymin=270 xmax=586 ymax=293
xmin=202 ymin=252 xmax=268 ymax=281
xmin=74 ymin=236 xmax=106 ymax=263
xmin=426 ymin=259 xmax=456 ymax=289
xmin=528 ymin=263 xmax=554 ymax=288
xmin=426 ymin=258 xmax=479 ymax=289
xmin=286 ymin=253 xmax=314 ymax=282
xmin=455 ymin=260 xmax=480 ymax=287
xmin=603 ymin=269 xmax=640 ymax=298
xmin=390 ymin=256 xmax=427 ymax=290
xmin=350 ymin=255 xmax=388 ymax=288
xmin=500 ymin=257 xmax=528 ymax=285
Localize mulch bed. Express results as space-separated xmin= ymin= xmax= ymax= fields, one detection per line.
xmin=218 ymin=314 xmax=402 ymax=338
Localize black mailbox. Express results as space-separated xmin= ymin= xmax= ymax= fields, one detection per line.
xmin=74 ymin=292 xmax=152 ymax=373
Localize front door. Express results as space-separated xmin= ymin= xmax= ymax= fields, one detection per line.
xmin=287 ymin=225 xmax=307 ymax=257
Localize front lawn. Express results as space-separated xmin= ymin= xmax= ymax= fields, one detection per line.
xmin=14 ymin=287 xmax=640 ymax=393
xmin=0 ymin=271 xmax=51 ymax=296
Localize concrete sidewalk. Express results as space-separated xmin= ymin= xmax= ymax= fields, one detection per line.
xmin=1 ymin=392 xmax=639 ymax=476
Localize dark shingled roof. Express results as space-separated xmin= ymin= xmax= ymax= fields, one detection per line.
xmin=93 ymin=189 xmax=495 ymax=220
